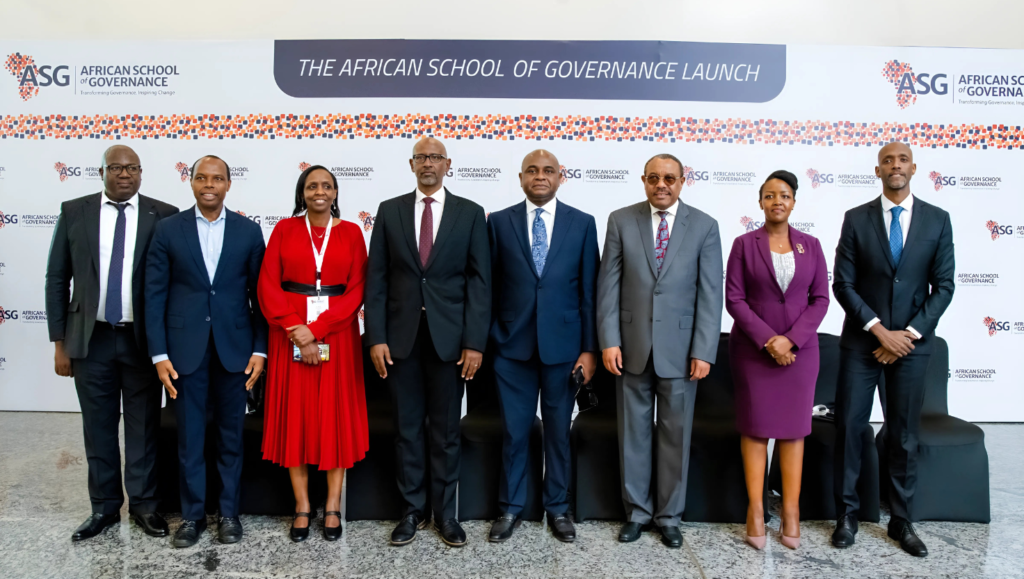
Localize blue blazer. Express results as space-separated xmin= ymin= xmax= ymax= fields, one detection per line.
xmin=488 ymin=200 xmax=600 ymax=365
xmin=144 ymin=207 xmax=268 ymax=376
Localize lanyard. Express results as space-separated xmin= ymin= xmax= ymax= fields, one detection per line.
xmin=304 ymin=214 xmax=332 ymax=294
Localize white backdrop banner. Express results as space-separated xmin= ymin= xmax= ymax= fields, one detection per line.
xmin=0 ymin=40 xmax=1021 ymax=419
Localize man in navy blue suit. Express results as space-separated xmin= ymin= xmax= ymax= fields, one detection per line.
xmin=486 ymin=150 xmax=600 ymax=543
xmin=145 ymin=156 xmax=267 ymax=548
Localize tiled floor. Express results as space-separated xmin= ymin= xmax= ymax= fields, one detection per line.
xmin=0 ymin=411 xmax=1019 ymax=579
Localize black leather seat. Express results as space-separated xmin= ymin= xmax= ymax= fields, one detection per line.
xmin=876 ymin=337 xmax=990 ymax=522
xmin=569 ymin=368 xmax=625 ymax=521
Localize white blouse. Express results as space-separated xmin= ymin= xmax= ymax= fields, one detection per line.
xmin=771 ymin=251 xmax=796 ymax=294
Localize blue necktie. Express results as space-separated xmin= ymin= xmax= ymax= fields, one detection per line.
xmin=105 ymin=202 xmax=127 ymax=326
xmin=531 ymin=208 xmax=548 ymax=276
xmin=889 ymin=206 xmax=904 ymax=266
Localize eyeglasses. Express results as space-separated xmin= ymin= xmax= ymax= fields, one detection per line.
xmin=412 ymin=154 xmax=447 ymax=164
xmin=106 ymin=164 xmax=141 ymax=175
xmin=645 ymin=174 xmax=677 ymax=186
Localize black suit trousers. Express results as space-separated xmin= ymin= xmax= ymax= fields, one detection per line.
xmin=834 ymin=347 xmax=929 ymax=521
xmin=71 ymin=323 xmax=162 ymax=515
xmin=388 ymin=312 xmax=464 ymax=522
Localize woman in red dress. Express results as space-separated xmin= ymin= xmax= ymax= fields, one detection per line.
xmin=258 ymin=165 xmax=369 ymax=542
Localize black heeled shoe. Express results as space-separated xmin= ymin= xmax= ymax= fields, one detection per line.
xmin=290 ymin=512 xmax=311 ymax=543
xmin=323 ymin=511 xmax=343 ymax=541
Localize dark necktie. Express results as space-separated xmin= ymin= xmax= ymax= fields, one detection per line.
xmin=419 ymin=197 xmax=435 ymax=268
xmin=105 ymin=202 xmax=127 ymax=326
xmin=654 ymin=211 xmax=670 ymax=271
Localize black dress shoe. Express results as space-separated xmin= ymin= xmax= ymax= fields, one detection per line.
xmin=659 ymin=525 xmax=683 ymax=548
xmin=390 ymin=514 xmax=427 ymax=546
xmin=618 ymin=521 xmax=650 ymax=543
xmin=132 ymin=513 xmax=168 ymax=537
xmin=72 ymin=513 xmax=120 ymax=542
xmin=291 ymin=512 xmax=311 ymax=543
xmin=323 ymin=511 xmax=343 ymax=541
xmin=172 ymin=517 xmax=207 ymax=548
xmin=218 ymin=516 xmax=243 ymax=544
xmin=435 ymin=518 xmax=467 ymax=547
xmin=548 ymin=513 xmax=576 ymax=543
xmin=488 ymin=513 xmax=521 ymax=542
xmin=888 ymin=517 xmax=928 ymax=557
xmin=831 ymin=513 xmax=858 ymax=548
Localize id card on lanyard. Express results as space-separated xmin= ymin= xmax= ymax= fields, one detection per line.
xmin=305 ymin=215 xmax=331 ymax=323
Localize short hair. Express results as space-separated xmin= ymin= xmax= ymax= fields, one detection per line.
xmin=292 ymin=165 xmax=340 ymax=218
xmin=758 ymin=170 xmax=799 ymax=199
xmin=643 ymin=153 xmax=684 ymax=176
xmin=190 ymin=155 xmax=231 ymax=181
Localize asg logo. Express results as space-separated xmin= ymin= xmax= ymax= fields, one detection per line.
xmin=298 ymin=162 xmax=311 ymax=172
xmin=928 ymin=171 xmax=956 ymax=191
xmin=54 ymin=162 xmax=82 ymax=182
xmin=983 ymin=316 xmax=1010 ymax=336
xmin=0 ymin=307 xmax=17 ymax=325
xmin=357 ymin=211 xmax=375 ymax=231
xmin=739 ymin=216 xmax=763 ymax=232
xmin=986 ymin=220 xmax=1013 ymax=240
xmin=0 ymin=211 xmax=16 ymax=229
xmin=682 ymin=166 xmax=708 ymax=186
xmin=235 ymin=211 xmax=261 ymax=225
xmin=559 ymin=165 xmax=581 ymax=184
xmin=806 ymin=168 xmax=834 ymax=189
xmin=881 ymin=60 xmax=948 ymax=109
xmin=175 ymin=162 xmax=190 ymax=182
xmin=4 ymin=52 xmax=70 ymax=101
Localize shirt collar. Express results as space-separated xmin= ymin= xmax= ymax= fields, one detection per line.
xmin=102 ymin=192 xmax=137 ymax=208
xmin=194 ymin=204 xmax=226 ymax=223
xmin=881 ymin=192 xmax=914 ymax=214
xmin=525 ymin=197 xmax=557 ymax=216
xmin=416 ymin=187 xmax=446 ymax=206
xmin=650 ymin=199 xmax=679 ymax=217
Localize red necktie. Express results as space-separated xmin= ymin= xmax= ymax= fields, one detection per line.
xmin=419 ymin=197 xmax=435 ymax=268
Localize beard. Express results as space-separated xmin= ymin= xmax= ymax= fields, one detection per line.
xmin=418 ymin=173 xmax=438 ymax=186
xmin=886 ymin=174 xmax=908 ymax=190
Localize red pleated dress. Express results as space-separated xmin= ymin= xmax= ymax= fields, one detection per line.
xmin=257 ymin=216 xmax=369 ymax=470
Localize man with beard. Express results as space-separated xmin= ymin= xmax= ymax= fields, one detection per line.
xmin=831 ymin=142 xmax=955 ymax=557
xmin=365 ymin=137 xmax=490 ymax=547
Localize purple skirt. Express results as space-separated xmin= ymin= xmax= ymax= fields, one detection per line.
xmin=729 ymin=341 xmax=817 ymax=440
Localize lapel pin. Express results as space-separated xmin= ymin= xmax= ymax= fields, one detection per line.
xmin=796 ymin=243 xmax=804 ymax=254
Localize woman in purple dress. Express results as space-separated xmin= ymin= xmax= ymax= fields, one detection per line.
xmin=726 ymin=170 xmax=830 ymax=550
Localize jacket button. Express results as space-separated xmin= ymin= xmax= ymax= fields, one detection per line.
xmin=205 ymin=316 xmax=211 ymax=322
xmin=655 ymin=290 xmax=661 ymax=295
xmin=422 ymin=278 xmax=426 ymax=283
xmin=778 ymin=299 xmax=784 ymax=304
xmin=211 ymin=290 xmax=216 ymax=295
xmin=895 ymin=278 xmax=900 ymax=283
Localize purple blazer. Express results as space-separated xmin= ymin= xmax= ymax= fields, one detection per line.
xmin=725 ymin=226 xmax=830 ymax=355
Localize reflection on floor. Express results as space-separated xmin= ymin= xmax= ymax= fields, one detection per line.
xmin=0 ymin=412 xmax=1020 ymax=579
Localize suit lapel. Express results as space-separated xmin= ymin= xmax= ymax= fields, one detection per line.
xmin=509 ymin=202 xmax=539 ymax=279
xmin=133 ymin=195 xmax=157 ymax=276
xmin=869 ymin=197 xmax=897 ymax=270
xmin=540 ymin=202 xmax=573 ymax=280
xmin=754 ymin=228 xmax=783 ymax=295
xmin=397 ymin=192 xmax=422 ymax=272
xmin=83 ymin=193 xmax=102 ymax=275
xmin=658 ymin=202 xmax=689 ymax=277
xmin=634 ymin=204 xmax=658 ymax=277
xmin=895 ymin=198 xmax=924 ymax=276
xmin=425 ymin=189 xmax=461 ymax=271
xmin=181 ymin=207 xmax=211 ymax=287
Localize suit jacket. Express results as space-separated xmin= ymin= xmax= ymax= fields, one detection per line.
xmin=144 ymin=207 xmax=268 ymax=376
xmin=488 ymin=200 xmax=600 ymax=365
xmin=597 ymin=200 xmax=724 ymax=378
xmin=725 ymin=227 xmax=830 ymax=356
xmin=364 ymin=189 xmax=491 ymax=362
xmin=833 ymin=195 xmax=955 ymax=353
xmin=45 ymin=192 xmax=179 ymax=359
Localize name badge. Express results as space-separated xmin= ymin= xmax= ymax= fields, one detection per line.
xmin=307 ymin=296 xmax=329 ymax=323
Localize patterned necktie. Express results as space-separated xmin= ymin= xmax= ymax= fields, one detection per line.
xmin=889 ymin=206 xmax=904 ymax=266
xmin=105 ymin=202 xmax=127 ymax=326
xmin=531 ymin=208 xmax=548 ymax=276
xmin=654 ymin=211 xmax=670 ymax=271
xmin=419 ymin=197 xmax=435 ymax=268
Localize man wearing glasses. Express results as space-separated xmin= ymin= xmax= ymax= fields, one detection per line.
xmin=45 ymin=145 xmax=179 ymax=541
xmin=365 ymin=137 xmax=490 ymax=547
xmin=597 ymin=154 xmax=723 ymax=548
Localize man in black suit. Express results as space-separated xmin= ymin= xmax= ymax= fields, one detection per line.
xmin=365 ymin=137 xmax=490 ymax=547
xmin=45 ymin=145 xmax=179 ymax=541
xmin=832 ymin=142 xmax=955 ymax=557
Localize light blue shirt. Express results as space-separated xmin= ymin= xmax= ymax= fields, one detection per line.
xmin=195 ymin=205 xmax=226 ymax=284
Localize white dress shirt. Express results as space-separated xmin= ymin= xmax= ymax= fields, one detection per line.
xmin=864 ymin=193 xmax=920 ymax=338
xmin=96 ymin=194 xmax=139 ymax=323
xmin=414 ymin=188 xmax=446 ymax=248
xmin=525 ymin=197 xmax=556 ymax=249
xmin=650 ymin=199 xmax=679 ymax=246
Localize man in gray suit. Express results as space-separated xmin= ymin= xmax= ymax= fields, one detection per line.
xmin=597 ymin=153 xmax=723 ymax=548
